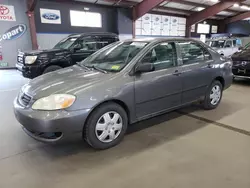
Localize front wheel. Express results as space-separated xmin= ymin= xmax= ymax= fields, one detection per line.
xmin=83 ymin=102 xmax=128 ymax=149
xmin=203 ymin=80 xmax=223 ymax=110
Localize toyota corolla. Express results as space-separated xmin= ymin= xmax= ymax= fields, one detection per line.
xmin=14 ymin=38 xmax=233 ymax=149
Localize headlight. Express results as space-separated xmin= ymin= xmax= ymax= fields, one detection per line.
xmin=32 ymin=94 xmax=76 ymax=110
xmin=25 ymin=56 xmax=37 ymax=64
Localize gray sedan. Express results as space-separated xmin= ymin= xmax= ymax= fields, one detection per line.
xmin=14 ymin=38 xmax=233 ymax=149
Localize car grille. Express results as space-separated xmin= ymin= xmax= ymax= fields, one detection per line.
xmin=17 ymin=52 xmax=24 ymax=64
xmin=233 ymin=61 xmax=242 ymax=66
xmin=19 ymin=92 xmax=32 ymax=107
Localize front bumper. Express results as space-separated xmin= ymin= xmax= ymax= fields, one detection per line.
xmin=232 ymin=67 xmax=250 ymax=78
xmin=16 ymin=63 xmax=42 ymax=79
xmin=232 ymin=61 xmax=250 ymax=78
xmin=14 ymin=97 xmax=90 ymax=142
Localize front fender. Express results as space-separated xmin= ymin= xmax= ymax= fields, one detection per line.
xmin=66 ymin=74 xmax=137 ymax=123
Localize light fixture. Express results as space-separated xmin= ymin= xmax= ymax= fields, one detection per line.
xmin=233 ymin=3 xmax=239 ymax=7
xmin=84 ymin=7 xmax=89 ymax=11
xmin=196 ymin=7 xmax=205 ymax=11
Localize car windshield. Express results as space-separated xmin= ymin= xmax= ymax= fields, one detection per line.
xmin=53 ymin=37 xmax=77 ymax=49
xmin=244 ymin=42 xmax=250 ymax=50
xmin=210 ymin=40 xmax=225 ymax=48
xmin=80 ymin=41 xmax=148 ymax=72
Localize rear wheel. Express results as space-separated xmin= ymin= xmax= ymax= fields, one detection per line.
xmin=83 ymin=102 xmax=128 ymax=149
xmin=43 ymin=65 xmax=62 ymax=74
xmin=203 ymin=80 xmax=223 ymax=110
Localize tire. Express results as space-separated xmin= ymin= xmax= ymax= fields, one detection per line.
xmin=203 ymin=80 xmax=223 ymax=110
xmin=83 ymin=102 xmax=128 ymax=150
xmin=43 ymin=65 xmax=62 ymax=74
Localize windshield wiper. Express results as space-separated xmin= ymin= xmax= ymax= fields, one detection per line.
xmin=77 ymin=62 xmax=91 ymax=70
xmin=87 ymin=65 xmax=107 ymax=74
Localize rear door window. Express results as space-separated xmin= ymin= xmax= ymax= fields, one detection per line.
xmin=178 ymin=41 xmax=212 ymax=65
xmin=77 ymin=36 xmax=98 ymax=51
xmin=98 ymin=37 xmax=118 ymax=49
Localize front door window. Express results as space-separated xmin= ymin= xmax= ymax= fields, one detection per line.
xmin=224 ymin=40 xmax=232 ymax=48
xmin=141 ymin=42 xmax=177 ymax=71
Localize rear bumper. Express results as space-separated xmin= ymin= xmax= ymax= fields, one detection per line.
xmin=16 ymin=63 xmax=42 ymax=79
xmin=14 ymin=97 xmax=90 ymax=143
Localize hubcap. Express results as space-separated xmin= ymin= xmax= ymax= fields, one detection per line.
xmin=95 ymin=111 xmax=123 ymax=143
xmin=210 ymin=85 xmax=221 ymax=105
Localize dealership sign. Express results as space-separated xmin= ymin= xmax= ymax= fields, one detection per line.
xmin=40 ymin=8 xmax=61 ymax=24
xmin=0 ymin=24 xmax=27 ymax=42
xmin=0 ymin=4 xmax=16 ymax=21
xmin=42 ymin=13 xmax=60 ymax=20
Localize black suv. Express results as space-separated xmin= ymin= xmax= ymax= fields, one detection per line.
xmin=232 ymin=42 xmax=250 ymax=79
xmin=16 ymin=32 xmax=119 ymax=79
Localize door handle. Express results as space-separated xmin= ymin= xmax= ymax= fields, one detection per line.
xmin=173 ymin=70 xmax=182 ymax=76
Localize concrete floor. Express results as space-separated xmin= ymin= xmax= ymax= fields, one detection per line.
xmin=0 ymin=70 xmax=250 ymax=188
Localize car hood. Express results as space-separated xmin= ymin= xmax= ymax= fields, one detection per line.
xmin=23 ymin=65 xmax=112 ymax=99
xmin=23 ymin=48 xmax=68 ymax=55
xmin=232 ymin=49 xmax=250 ymax=61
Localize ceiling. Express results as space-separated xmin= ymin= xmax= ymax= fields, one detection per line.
xmin=74 ymin=0 xmax=250 ymax=20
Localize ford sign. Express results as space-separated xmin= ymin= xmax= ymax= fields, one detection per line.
xmin=42 ymin=13 xmax=60 ymax=20
xmin=0 ymin=24 xmax=27 ymax=42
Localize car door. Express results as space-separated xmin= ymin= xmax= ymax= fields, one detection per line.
xmin=223 ymin=40 xmax=233 ymax=57
xmin=71 ymin=36 xmax=98 ymax=63
xmin=134 ymin=42 xmax=182 ymax=119
xmin=232 ymin=39 xmax=240 ymax=55
xmin=177 ymin=41 xmax=214 ymax=104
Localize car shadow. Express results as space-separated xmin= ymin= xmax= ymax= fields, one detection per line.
xmin=179 ymin=101 xmax=242 ymax=122
xmin=233 ymin=78 xmax=250 ymax=86
xmin=36 ymin=110 xmax=209 ymax=169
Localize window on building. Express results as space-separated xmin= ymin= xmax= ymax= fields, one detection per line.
xmin=70 ymin=10 xmax=102 ymax=28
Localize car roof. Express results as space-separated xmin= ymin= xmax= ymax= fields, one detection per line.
xmin=123 ymin=37 xmax=200 ymax=43
xmin=68 ymin=32 xmax=118 ymax=38
xmin=206 ymin=38 xmax=238 ymax=42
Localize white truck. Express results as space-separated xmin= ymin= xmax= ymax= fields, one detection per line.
xmin=206 ymin=38 xmax=242 ymax=57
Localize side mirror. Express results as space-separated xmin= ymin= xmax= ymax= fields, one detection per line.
xmin=238 ymin=46 xmax=243 ymax=51
xmin=135 ymin=63 xmax=154 ymax=74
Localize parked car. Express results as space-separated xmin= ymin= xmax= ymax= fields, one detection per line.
xmin=14 ymin=38 xmax=233 ymax=149
xmin=206 ymin=37 xmax=242 ymax=57
xmin=231 ymin=42 xmax=250 ymax=79
xmin=16 ymin=32 xmax=119 ymax=79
